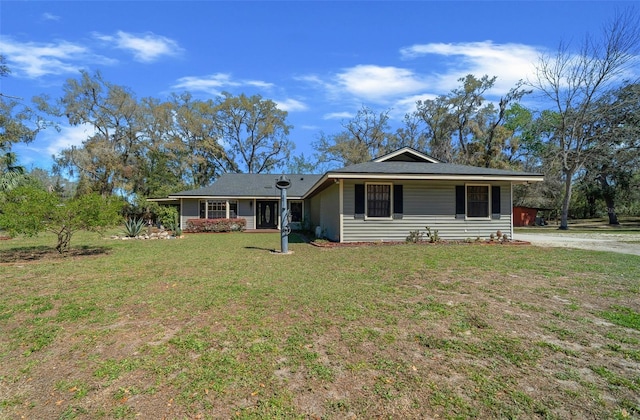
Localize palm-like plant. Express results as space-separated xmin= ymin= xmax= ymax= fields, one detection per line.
xmin=0 ymin=152 xmax=25 ymax=192
xmin=124 ymin=217 xmax=145 ymax=238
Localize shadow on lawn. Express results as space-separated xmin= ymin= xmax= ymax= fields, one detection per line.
xmin=243 ymin=232 xmax=309 ymax=252
xmin=0 ymin=245 xmax=111 ymax=263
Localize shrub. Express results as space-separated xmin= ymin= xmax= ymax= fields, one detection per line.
xmin=124 ymin=217 xmax=145 ymax=237
xmin=185 ymin=218 xmax=246 ymax=233
xmin=406 ymin=230 xmax=424 ymax=243
xmin=425 ymin=226 xmax=440 ymax=243
xmin=156 ymin=206 xmax=178 ymax=229
xmin=0 ymin=185 xmax=123 ymax=253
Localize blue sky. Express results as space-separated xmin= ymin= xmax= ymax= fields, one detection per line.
xmin=0 ymin=1 xmax=634 ymax=171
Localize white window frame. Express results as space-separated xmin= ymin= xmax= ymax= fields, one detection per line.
xmin=365 ymin=182 xmax=393 ymax=220
xmin=199 ymin=199 xmax=239 ymax=219
xmin=465 ymin=184 xmax=491 ymax=220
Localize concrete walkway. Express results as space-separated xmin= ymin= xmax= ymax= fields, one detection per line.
xmin=514 ymin=232 xmax=640 ymax=256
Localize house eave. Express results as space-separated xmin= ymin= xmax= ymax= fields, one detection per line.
xmin=326 ymin=173 xmax=544 ymax=182
xmin=147 ymin=198 xmax=180 ymax=204
xmin=301 ymin=172 xmax=543 ymax=199
xmin=167 ymin=195 xmax=306 ymax=200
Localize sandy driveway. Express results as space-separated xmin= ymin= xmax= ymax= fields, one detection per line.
xmin=514 ymin=231 xmax=640 ymax=256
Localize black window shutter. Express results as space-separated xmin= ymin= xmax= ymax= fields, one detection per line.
xmin=393 ymin=184 xmax=403 ymax=219
xmin=354 ymin=184 xmax=365 ymax=218
xmin=492 ymin=186 xmax=501 ymax=215
xmin=455 ymin=185 xmax=465 ymax=216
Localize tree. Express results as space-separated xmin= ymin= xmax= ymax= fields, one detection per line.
xmin=578 ymin=82 xmax=640 ymax=224
xmin=414 ymin=75 xmax=530 ymax=167
xmin=314 ymin=106 xmax=394 ymax=166
xmin=0 ymin=54 xmax=9 ymax=80
xmin=449 ymin=74 xmax=496 ymax=164
xmin=165 ymin=93 xmax=227 ymax=186
xmin=28 ymin=167 xmax=76 ymax=199
xmin=529 ymin=9 xmax=640 ymax=229
xmin=53 ymin=70 xmax=144 ymax=196
xmin=286 ymin=153 xmax=318 ymax=174
xmin=0 ymin=185 xmax=123 ymax=253
xmin=214 ymin=92 xmax=293 ymax=173
xmin=415 ymin=95 xmax=455 ymax=162
xmin=0 ymin=56 xmax=46 ymax=192
xmin=392 ymin=112 xmax=429 ymax=154
xmin=0 ymin=151 xmax=25 ymax=192
xmin=473 ymin=82 xmax=531 ymax=168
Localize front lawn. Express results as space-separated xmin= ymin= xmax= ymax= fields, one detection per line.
xmin=1 ymin=232 xmax=639 ymax=419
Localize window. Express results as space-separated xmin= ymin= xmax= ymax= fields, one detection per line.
xmin=208 ymin=201 xmax=226 ymax=219
xmin=289 ymin=201 xmax=303 ymax=223
xmin=229 ymin=201 xmax=238 ymax=219
xmin=355 ymin=184 xmax=402 ymax=219
xmin=199 ymin=200 xmax=238 ymax=219
xmin=367 ymin=183 xmax=391 ymax=218
xmin=466 ymin=185 xmax=489 ymax=218
xmin=456 ymin=185 xmax=500 ymax=219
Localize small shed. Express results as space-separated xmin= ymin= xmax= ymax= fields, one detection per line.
xmin=513 ymin=206 xmax=538 ymax=227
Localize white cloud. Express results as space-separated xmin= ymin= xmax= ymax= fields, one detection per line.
xmin=245 ymin=80 xmax=275 ymax=89
xmin=275 ymin=98 xmax=308 ymax=112
xmin=323 ymin=112 xmax=354 ymax=120
xmin=13 ymin=124 xmax=94 ymax=170
xmin=172 ymin=73 xmax=275 ymax=95
xmin=391 ymin=93 xmax=437 ymax=118
xmin=94 ymin=31 xmax=182 ymax=63
xmin=335 ymin=65 xmax=430 ymax=103
xmin=173 ymin=73 xmax=237 ymax=94
xmin=45 ymin=124 xmax=95 ymax=157
xmin=400 ymin=41 xmax=542 ymax=93
xmin=41 ymin=12 xmax=60 ymax=21
xmin=0 ymin=37 xmax=114 ymax=78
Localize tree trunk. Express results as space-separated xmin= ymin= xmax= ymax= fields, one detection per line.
xmin=597 ymin=175 xmax=620 ymax=225
xmin=559 ymin=170 xmax=573 ymax=230
xmin=604 ymin=195 xmax=620 ymax=225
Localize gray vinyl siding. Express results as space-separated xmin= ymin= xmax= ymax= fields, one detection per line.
xmin=342 ymin=180 xmax=512 ymax=242
xmin=180 ymin=199 xmax=199 ymax=228
xmin=238 ymin=200 xmax=255 ymax=230
xmin=308 ymin=184 xmax=340 ymax=241
xmin=309 ymin=194 xmax=321 ymax=231
xmin=180 ymin=198 xmax=256 ymax=230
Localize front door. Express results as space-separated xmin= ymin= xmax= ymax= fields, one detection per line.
xmin=257 ymin=200 xmax=278 ymax=229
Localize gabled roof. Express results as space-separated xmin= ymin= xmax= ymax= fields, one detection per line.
xmin=328 ymin=161 xmax=541 ymax=178
xmin=373 ymin=147 xmax=441 ymax=163
xmin=163 ymin=148 xmax=544 ymax=200
xmin=169 ymin=173 xmax=323 ymax=199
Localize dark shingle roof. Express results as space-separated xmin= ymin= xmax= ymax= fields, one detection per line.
xmin=170 ymin=173 xmax=323 ymax=198
xmin=330 ymin=161 xmax=541 ymax=177
xmin=168 ymin=152 xmax=543 ymax=199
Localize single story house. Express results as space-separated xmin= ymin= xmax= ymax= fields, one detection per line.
xmin=157 ymin=148 xmax=544 ymax=242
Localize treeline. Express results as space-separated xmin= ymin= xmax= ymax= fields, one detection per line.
xmin=1 ymin=10 xmax=639 ymax=227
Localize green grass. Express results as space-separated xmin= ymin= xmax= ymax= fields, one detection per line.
xmin=0 ymin=230 xmax=639 ymax=418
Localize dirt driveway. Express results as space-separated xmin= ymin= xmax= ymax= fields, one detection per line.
xmin=514 ymin=231 xmax=640 ymax=256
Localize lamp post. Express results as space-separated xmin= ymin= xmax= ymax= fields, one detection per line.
xmin=275 ymin=175 xmax=291 ymax=253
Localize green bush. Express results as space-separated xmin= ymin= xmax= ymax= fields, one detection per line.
xmin=0 ymin=185 xmax=123 ymax=253
xmin=156 ymin=206 xmax=179 ymax=229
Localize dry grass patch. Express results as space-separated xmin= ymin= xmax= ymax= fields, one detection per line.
xmin=0 ymin=231 xmax=639 ymax=419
